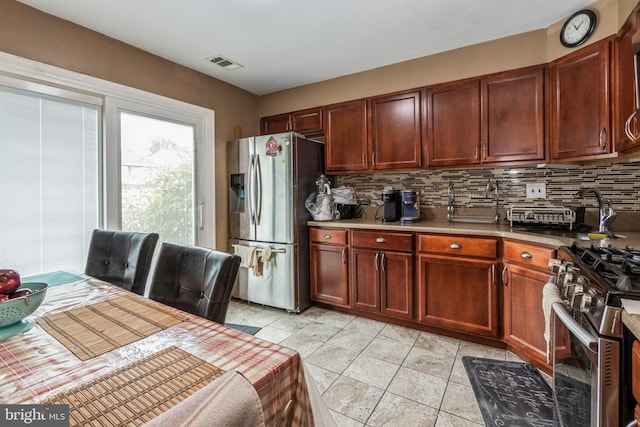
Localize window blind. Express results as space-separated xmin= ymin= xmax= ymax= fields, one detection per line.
xmin=0 ymin=85 xmax=101 ymax=276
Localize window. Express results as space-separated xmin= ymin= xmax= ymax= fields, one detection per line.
xmin=0 ymin=52 xmax=215 ymax=276
xmin=0 ymin=84 xmax=101 ymax=276
xmin=120 ymin=111 xmax=196 ymax=245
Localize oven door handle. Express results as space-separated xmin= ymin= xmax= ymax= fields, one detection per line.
xmin=552 ymin=303 xmax=598 ymax=352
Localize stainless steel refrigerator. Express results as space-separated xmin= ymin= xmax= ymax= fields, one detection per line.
xmin=227 ymin=132 xmax=324 ymax=312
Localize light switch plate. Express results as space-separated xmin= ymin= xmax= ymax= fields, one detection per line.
xmin=526 ymin=183 xmax=546 ymax=199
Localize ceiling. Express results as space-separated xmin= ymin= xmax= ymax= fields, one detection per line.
xmin=18 ymin=0 xmax=594 ymax=96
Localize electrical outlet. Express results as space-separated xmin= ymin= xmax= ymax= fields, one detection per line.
xmin=526 ymin=183 xmax=546 ymax=199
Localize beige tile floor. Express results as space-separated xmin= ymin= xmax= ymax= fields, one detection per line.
xmin=225 ymin=299 xmax=538 ymax=427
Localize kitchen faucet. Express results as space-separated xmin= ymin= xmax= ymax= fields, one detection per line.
xmin=573 ymin=188 xmax=617 ymax=235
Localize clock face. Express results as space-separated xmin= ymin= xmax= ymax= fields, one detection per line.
xmin=561 ymin=10 xmax=597 ymax=48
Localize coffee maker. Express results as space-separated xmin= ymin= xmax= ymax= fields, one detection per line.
xmin=400 ymin=190 xmax=420 ymax=223
xmin=381 ymin=188 xmax=400 ymax=222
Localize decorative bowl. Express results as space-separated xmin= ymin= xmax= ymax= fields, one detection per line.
xmin=0 ymin=282 xmax=48 ymax=328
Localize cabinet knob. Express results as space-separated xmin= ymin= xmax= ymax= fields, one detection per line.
xmin=323 ymin=234 xmax=332 ymax=240
xmin=450 ymin=243 xmax=461 ymax=249
xmin=520 ymin=251 xmax=532 ymax=259
xmin=376 ymin=237 xmax=386 ymax=243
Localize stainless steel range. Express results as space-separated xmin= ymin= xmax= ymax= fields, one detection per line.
xmin=548 ymin=242 xmax=640 ymax=427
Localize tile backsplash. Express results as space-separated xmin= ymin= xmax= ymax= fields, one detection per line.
xmin=333 ymin=160 xmax=640 ymax=217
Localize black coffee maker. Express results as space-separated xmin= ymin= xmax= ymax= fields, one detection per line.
xmin=381 ymin=189 xmax=400 ymax=222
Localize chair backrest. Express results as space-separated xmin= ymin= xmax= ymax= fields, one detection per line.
xmin=84 ymin=229 xmax=159 ymax=295
xmin=148 ymin=242 xmax=241 ymax=324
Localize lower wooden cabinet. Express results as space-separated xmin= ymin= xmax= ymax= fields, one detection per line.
xmin=416 ymin=234 xmax=499 ymax=337
xmin=308 ymin=226 xmax=562 ymax=370
xmin=350 ymin=230 xmax=414 ymax=320
xmin=309 ymin=228 xmax=350 ymax=308
xmin=502 ymin=240 xmax=556 ymax=368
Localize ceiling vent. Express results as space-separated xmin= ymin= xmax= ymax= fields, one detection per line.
xmin=206 ymin=55 xmax=243 ymax=71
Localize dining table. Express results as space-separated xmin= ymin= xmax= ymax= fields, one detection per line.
xmin=0 ymin=272 xmax=333 ymax=426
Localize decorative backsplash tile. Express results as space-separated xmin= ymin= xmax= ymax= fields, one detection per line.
xmin=333 ymin=161 xmax=640 ymax=211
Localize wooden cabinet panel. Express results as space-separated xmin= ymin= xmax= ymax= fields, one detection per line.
xmin=502 ymin=263 xmax=551 ymax=363
xmin=351 ymin=230 xmax=413 ymax=320
xmin=309 ymin=227 xmax=349 ymax=308
xmin=310 ymin=243 xmax=349 ymax=308
xmin=261 ymin=113 xmax=290 ymax=135
xmin=260 ymin=108 xmax=323 ymax=136
xmin=633 ymin=341 xmax=640 ymax=422
xmin=425 ymin=79 xmax=481 ymax=167
xmin=310 ymin=228 xmax=348 ymax=245
xmin=550 ymin=39 xmax=612 ymax=160
xmin=369 ymin=90 xmax=421 ymax=170
xmin=380 ymin=251 xmax=413 ymax=318
xmin=351 ymin=248 xmax=380 ymax=313
xmin=613 ymin=20 xmax=640 ymax=153
xmin=351 ymin=230 xmax=413 ymax=252
xmin=482 ymin=66 xmax=546 ymax=163
xmin=418 ymin=234 xmax=498 ymax=258
xmin=417 ymin=253 xmax=499 ymax=337
xmin=291 ymin=108 xmax=323 ymax=135
xmin=503 ymin=240 xmax=556 ymax=270
xmin=324 ymin=100 xmax=368 ymax=172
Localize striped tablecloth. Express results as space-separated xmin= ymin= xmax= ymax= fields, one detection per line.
xmin=0 ymin=276 xmax=315 ymax=426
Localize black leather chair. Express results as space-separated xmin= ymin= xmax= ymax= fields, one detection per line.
xmin=148 ymin=243 xmax=241 ymax=325
xmin=84 ymin=229 xmax=159 ymax=295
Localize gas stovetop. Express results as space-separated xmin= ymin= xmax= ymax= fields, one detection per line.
xmin=559 ymin=242 xmax=640 ymax=307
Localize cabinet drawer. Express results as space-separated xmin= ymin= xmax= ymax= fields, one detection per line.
xmin=351 ymin=230 xmax=413 ymax=252
xmin=503 ymin=240 xmax=556 ymax=270
xmin=418 ymin=234 xmax=498 ymax=258
xmin=310 ymin=228 xmax=348 ymax=245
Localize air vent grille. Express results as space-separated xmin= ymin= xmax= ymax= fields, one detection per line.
xmin=206 ymin=55 xmax=243 ymax=71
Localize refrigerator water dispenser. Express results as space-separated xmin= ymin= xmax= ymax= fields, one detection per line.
xmin=229 ymin=173 xmax=245 ymax=213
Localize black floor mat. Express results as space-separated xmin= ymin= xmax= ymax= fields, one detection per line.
xmin=225 ymin=323 xmax=261 ymax=335
xmin=462 ymin=356 xmax=554 ymax=426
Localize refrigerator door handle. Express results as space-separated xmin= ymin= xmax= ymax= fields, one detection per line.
xmin=248 ymin=154 xmax=256 ymax=224
xmin=255 ymin=155 xmax=262 ymax=225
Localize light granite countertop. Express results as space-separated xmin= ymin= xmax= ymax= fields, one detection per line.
xmin=308 ymin=216 xmax=640 ymax=338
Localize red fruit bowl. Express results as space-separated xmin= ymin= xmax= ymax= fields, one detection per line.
xmin=0 ymin=282 xmax=48 ymax=329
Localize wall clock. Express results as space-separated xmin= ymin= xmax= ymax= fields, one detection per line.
xmin=560 ymin=9 xmax=597 ymax=48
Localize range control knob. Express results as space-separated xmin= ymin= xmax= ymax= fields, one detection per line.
xmin=570 ymin=293 xmax=584 ymax=310
xmin=580 ymin=293 xmax=593 ymax=313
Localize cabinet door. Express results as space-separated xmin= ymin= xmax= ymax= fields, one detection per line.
xmin=309 ymin=242 xmax=350 ymax=308
xmin=550 ymin=39 xmax=612 ymax=160
xmin=350 ymin=248 xmax=380 ymax=313
xmin=324 ymin=100 xmax=368 ymax=172
xmin=380 ymin=251 xmax=413 ymax=319
xmin=425 ymin=79 xmax=481 ymax=167
xmin=291 ymin=108 xmax=323 ymax=135
xmin=417 ymin=253 xmax=498 ymax=337
xmin=369 ymin=90 xmax=421 ymax=170
xmin=503 ymin=263 xmax=552 ymax=366
xmin=613 ymin=21 xmax=640 ymax=153
xmin=482 ymin=66 xmax=546 ymax=163
xmin=261 ymin=113 xmax=290 ymax=135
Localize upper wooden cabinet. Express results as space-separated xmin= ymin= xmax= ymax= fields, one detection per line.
xmin=260 ymin=107 xmax=323 ymax=136
xmin=368 ymin=90 xmax=422 ymax=170
xmin=614 ymin=13 xmax=640 ymax=154
xmin=425 ymin=67 xmax=546 ymax=168
xmin=482 ymin=66 xmax=546 ymax=164
xmin=550 ymin=38 xmax=613 ymax=161
xmin=324 ymin=100 xmax=368 ymax=172
xmin=425 ymin=79 xmax=482 ymax=167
